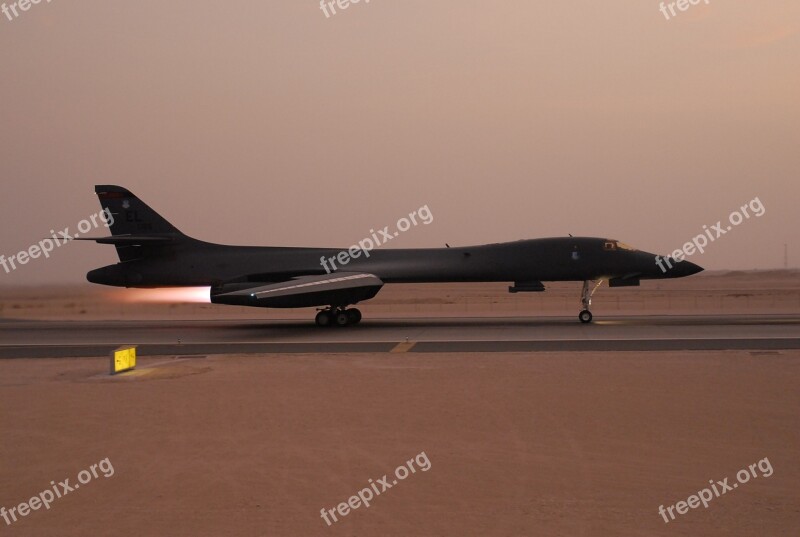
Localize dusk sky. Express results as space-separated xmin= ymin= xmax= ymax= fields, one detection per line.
xmin=0 ymin=1 xmax=797 ymax=284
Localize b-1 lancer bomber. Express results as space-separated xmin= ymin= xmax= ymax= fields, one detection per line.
xmin=82 ymin=185 xmax=703 ymax=326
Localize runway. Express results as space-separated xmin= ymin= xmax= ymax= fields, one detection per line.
xmin=1 ymin=314 xmax=798 ymax=358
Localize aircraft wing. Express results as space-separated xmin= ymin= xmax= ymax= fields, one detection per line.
xmin=210 ymin=272 xmax=384 ymax=308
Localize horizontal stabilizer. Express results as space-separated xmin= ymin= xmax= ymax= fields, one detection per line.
xmin=74 ymin=235 xmax=176 ymax=245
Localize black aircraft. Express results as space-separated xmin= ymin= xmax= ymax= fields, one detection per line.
xmin=83 ymin=185 xmax=703 ymax=326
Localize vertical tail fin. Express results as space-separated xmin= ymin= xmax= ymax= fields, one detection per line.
xmin=94 ymin=185 xmax=190 ymax=262
xmin=96 ymin=185 xmax=184 ymax=236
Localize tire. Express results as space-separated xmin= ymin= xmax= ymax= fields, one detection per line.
xmin=334 ymin=311 xmax=350 ymax=327
xmin=578 ymin=310 xmax=593 ymax=324
xmin=346 ymin=308 xmax=362 ymax=324
xmin=315 ymin=311 xmax=332 ymax=327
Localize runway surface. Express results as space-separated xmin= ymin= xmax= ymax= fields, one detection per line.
xmin=1 ymin=314 xmax=798 ymax=358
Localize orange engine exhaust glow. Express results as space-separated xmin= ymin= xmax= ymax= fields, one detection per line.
xmin=118 ymin=287 xmax=211 ymax=304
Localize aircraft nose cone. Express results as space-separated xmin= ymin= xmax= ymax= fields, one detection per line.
xmin=676 ymin=260 xmax=704 ymax=276
xmin=652 ymin=254 xmax=704 ymax=278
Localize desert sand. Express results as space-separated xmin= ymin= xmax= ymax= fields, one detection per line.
xmin=1 ymin=272 xmax=798 ymax=536
xmin=0 ymin=351 xmax=798 ymax=536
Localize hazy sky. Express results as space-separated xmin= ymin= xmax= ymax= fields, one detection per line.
xmin=0 ymin=1 xmax=798 ymax=284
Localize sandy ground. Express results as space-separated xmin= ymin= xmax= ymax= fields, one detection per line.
xmin=1 ymin=273 xmax=798 ymax=535
xmin=1 ymin=350 xmax=798 ymax=536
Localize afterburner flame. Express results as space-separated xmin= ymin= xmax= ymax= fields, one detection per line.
xmin=119 ymin=287 xmax=211 ymax=304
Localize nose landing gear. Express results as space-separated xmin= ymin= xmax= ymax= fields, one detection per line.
xmin=579 ymin=280 xmax=603 ymax=323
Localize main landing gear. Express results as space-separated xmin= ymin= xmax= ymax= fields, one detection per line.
xmin=315 ymin=307 xmax=362 ymax=327
xmin=579 ymin=280 xmax=603 ymax=324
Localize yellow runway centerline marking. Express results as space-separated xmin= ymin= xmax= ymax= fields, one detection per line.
xmin=390 ymin=341 xmax=416 ymax=353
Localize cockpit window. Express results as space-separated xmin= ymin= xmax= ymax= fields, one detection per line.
xmin=604 ymin=240 xmax=637 ymax=251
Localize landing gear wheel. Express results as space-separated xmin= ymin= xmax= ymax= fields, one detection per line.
xmin=315 ymin=310 xmax=332 ymax=327
xmin=578 ymin=280 xmax=603 ymax=324
xmin=346 ymin=308 xmax=362 ymax=325
xmin=334 ymin=310 xmax=351 ymax=327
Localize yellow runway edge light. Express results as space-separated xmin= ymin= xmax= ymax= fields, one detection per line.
xmin=111 ymin=346 xmax=137 ymax=375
